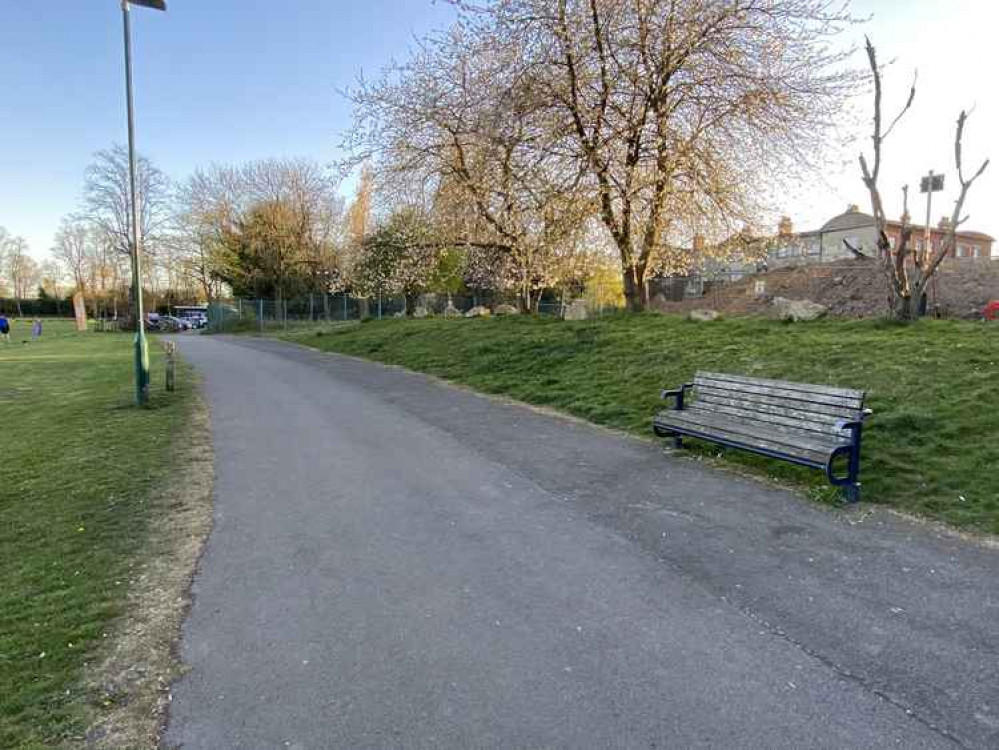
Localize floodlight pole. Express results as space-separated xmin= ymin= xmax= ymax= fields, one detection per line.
xmin=922 ymin=170 xmax=935 ymax=265
xmin=121 ymin=0 xmax=164 ymax=405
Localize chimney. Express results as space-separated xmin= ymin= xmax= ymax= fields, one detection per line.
xmin=938 ymin=216 xmax=952 ymax=231
xmin=901 ymin=208 xmax=911 ymax=225
xmin=778 ymin=216 xmax=793 ymax=236
xmin=693 ymin=234 xmax=706 ymax=253
xmin=847 ymin=204 xmax=860 ymax=213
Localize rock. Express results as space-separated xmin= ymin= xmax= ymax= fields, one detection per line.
xmin=771 ymin=297 xmax=828 ymax=322
xmin=688 ymin=309 xmax=721 ymax=322
xmin=564 ymin=299 xmax=588 ymax=321
xmin=413 ymin=306 xmax=430 ymax=318
xmin=494 ymin=304 xmax=520 ymax=315
xmin=444 ymin=303 xmax=460 ymax=318
xmin=393 ymin=311 xmax=405 ymax=318
xmin=465 ymin=305 xmax=491 ymax=318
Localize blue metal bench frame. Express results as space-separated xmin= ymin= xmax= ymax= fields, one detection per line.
xmin=654 ymin=374 xmax=872 ymax=502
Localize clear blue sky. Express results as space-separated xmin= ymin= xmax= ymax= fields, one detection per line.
xmin=1 ymin=0 xmax=995 ymax=260
xmin=0 ymin=0 xmax=456 ymax=258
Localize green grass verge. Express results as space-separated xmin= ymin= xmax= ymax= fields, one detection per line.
xmin=276 ymin=314 xmax=999 ymax=533
xmin=1 ymin=320 xmax=194 ymax=748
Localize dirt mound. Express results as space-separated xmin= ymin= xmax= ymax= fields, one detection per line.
xmin=651 ymin=258 xmax=999 ymax=319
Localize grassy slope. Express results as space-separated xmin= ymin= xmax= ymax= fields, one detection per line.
xmin=279 ymin=314 xmax=999 ymax=533
xmin=0 ymin=321 xmax=192 ymax=749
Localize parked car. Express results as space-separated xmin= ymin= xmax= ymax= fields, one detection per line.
xmin=158 ymin=315 xmax=190 ymax=332
xmin=180 ymin=312 xmax=207 ymax=329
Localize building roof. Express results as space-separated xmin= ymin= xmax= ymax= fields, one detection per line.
xmin=959 ymin=230 xmax=996 ymax=242
xmin=813 ymin=206 xmax=994 ymax=244
xmin=819 ymin=208 xmax=876 ymax=233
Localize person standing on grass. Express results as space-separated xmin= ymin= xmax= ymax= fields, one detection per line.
xmin=0 ymin=313 xmax=10 ymax=343
xmin=31 ymin=318 xmax=42 ymax=340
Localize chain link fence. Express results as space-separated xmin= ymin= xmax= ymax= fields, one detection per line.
xmin=205 ymin=292 xmax=620 ymax=333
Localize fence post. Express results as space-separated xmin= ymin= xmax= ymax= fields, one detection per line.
xmin=309 ymin=294 xmax=314 ymax=322
xmin=343 ymin=293 xmax=348 ymax=321
xmin=165 ymin=341 xmax=176 ymax=392
xmin=258 ymin=299 xmax=264 ymax=333
xmin=284 ymin=299 xmax=288 ymax=330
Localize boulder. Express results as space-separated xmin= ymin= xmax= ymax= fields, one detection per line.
xmin=771 ymin=297 xmax=828 ymax=322
xmin=413 ymin=306 xmax=430 ymax=319
xmin=494 ymin=304 xmax=520 ymax=316
xmin=465 ymin=305 xmax=491 ymax=318
xmin=564 ymin=299 xmax=588 ymax=321
xmin=688 ymin=309 xmax=721 ymax=322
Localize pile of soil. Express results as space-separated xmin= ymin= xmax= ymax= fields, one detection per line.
xmin=650 ymin=257 xmax=999 ymax=320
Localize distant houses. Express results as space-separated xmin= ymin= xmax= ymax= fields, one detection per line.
xmin=768 ymin=205 xmax=995 ymax=268
xmin=647 ymin=204 xmax=995 ymax=302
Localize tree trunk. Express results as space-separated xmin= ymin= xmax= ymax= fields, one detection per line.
xmin=405 ymin=291 xmax=418 ymax=316
xmin=622 ymin=266 xmax=646 ymax=313
xmin=894 ymin=293 xmax=917 ymax=321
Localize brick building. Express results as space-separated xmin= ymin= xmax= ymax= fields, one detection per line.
xmin=768 ymin=205 xmax=994 ymax=267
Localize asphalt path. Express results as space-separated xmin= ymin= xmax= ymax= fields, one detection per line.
xmin=164 ymin=335 xmax=998 ymax=749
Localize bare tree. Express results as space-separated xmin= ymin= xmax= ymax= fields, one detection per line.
xmin=39 ymin=260 xmax=66 ymax=299
xmin=81 ymin=144 xmax=172 ymax=260
xmin=6 ymin=237 xmax=37 ymax=316
xmin=859 ymin=38 xmax=990 ymax=320
xmin=0 ymin=226 xmax=10 ymax=296
xmin=173 ymin=165 xmax=246 ymax=302
xmin=52 ymin=215 xmax=91 ymax=297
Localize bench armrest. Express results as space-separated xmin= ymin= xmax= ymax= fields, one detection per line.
xmin=661 ymin=383 xmax=694 ymax=410
xmin=836 ymin=409 xmax=873 ymax=433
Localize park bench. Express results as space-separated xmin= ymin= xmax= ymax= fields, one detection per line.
xmin=653 ymin=372 xmax=871 ymax=502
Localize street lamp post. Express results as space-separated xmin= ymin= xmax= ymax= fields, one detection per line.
xmin=121 ymin=0 xmax=166 ymax=406
xmin=919 ymin=171 xmax=945 ymax=315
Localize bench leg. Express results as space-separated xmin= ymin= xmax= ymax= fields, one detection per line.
xmin=673 ymin=435 xmax=683 ymax=449
xmin=844 ymin=483 xmax=860 ymax=503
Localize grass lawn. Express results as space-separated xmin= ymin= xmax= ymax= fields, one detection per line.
xmin=277 ymin=314 xmax=999 ymax=533
xmin=1 ymin=320 xmax=194 ymax=748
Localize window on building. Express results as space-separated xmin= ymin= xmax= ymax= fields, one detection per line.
xmin=807 ymin=239 xmax=821 ymax=255
xmin=956 ymin=244 xmax=968 ymax=258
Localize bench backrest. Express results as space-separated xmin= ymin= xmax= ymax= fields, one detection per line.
xmin=692 ymin=371 xmax=865 ymax=440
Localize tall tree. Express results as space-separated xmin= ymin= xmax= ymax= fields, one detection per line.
xmin=81 ymin=144 xmax=171 ymax=260
xmin=52 ymin=216 xmax=91 ymax=297
xmin=173 ymin=165 xmax=245 ymax=303
xmin=39 ymin=260 xmax=66 ymax=299
xmin=6 ymin=237 xmax=37 ymax=316
xmin=0 ymin=226 xmax=10 ymax=296
xmin=208 ymin=158 xmax=345 ymax=299
xmin=346 ymin=24 xmax=593 ymax=311
xmin=446 ymin=0 xmax=857 ymax=311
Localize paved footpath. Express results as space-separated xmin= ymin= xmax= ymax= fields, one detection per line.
xmin=165 ymin=335 xmax=998 ymax=750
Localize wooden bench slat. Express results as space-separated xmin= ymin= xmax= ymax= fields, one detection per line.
xmin=695 ymin=375 xmax=864 ymax=410
xmin=655 ymin=409 xmax=848 ymax=457
xmin=695 ymin=388 xmax=860 ymax=421
xmin=697 ymin=371 xmax=864 ymax=401
xmin=654 ymin=412 xmax=833 ymax=466
xmin=689 ymin=398 xmax=854 ymax=437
